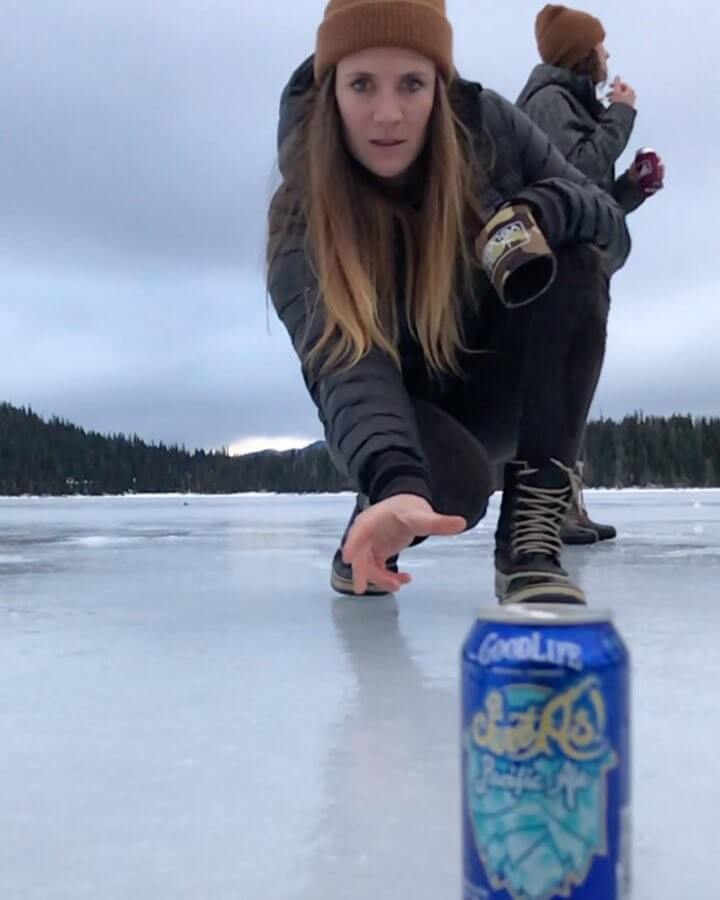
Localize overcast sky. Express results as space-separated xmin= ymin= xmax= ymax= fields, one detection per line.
xmin=2 ymin=0 xmax=718 ymax=453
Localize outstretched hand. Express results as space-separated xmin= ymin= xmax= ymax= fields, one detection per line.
xmin=342 ymin=494 xmax=466 ymax=595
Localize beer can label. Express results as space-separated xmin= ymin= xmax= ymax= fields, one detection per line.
xmin=462 ymin=614 xmax=629 ymax=900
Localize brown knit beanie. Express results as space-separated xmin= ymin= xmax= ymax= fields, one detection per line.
xmin=314 ymin=0 xmax=453 ymax=85
xmin=535 ymin=4 xmax=605 ymax=69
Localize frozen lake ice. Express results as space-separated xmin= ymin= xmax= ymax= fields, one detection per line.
xmin=1 ymin=490 xmax=719 ymax=899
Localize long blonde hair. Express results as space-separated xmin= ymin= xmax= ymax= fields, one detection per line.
xmin=268 ymin=71 xmax=484 ymax=375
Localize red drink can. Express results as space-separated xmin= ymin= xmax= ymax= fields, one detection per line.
xmin=634 ymin=147 xmax=662 ymax=192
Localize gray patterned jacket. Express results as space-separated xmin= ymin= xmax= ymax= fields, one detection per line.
xmin=517 ymin=63 xmax=646 ymax=215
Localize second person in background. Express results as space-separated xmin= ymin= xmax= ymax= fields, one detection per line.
xmin=517 ymin=4 xmax=665 ymax=545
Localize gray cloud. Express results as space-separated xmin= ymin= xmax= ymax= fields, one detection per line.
xmin=1 ymin=0 xmax=718 ymax=451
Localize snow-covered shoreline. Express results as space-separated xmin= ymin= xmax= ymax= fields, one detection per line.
xmin=0 ymin=487 xmax=719 ymax=501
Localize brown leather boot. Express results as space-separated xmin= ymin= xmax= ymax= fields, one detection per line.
xmin=561 ymin=462 xmax=616 ymax=544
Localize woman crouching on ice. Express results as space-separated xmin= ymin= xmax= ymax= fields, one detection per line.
xmin=267 ymin=0 xmax=630 ymax=605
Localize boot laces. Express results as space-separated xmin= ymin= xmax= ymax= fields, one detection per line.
xmin=512 ymin=463 xmax=572 ymax=559
xmin=570 ymin=466 xmax=589 ymax=518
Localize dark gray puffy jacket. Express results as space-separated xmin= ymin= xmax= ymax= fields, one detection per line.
xmin=268 ymin=57 xmax=631 ymax=506
xmin=517 ymin=63 xmax=645 ymax=215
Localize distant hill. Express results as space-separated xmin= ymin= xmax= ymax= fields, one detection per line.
xmin=0 ymin=403 xmax=347 ymax=496
xmin=0 ymin=402 xmax=718 ymax=495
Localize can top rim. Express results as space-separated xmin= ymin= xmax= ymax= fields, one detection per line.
xmin=475 ymin=604 xmax=613 ymax=626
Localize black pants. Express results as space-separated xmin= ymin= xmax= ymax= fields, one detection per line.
xmin=406 ymin=243 xmax=609 ymax=530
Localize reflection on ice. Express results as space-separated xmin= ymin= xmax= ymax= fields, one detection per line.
xmin=0 ymin=491 xmax=718 ymax=900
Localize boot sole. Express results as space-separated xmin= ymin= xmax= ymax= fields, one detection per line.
xmin=561 ymin=530 xmax=599 ymax=546
xmin=495 ymin=570 xmax=587 ymax=606
xmin=330 ymin=568 xmax=391 ymax=598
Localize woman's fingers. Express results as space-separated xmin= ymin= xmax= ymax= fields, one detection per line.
xmin=350 ymin=549 xmax=411 ymax=595
xmin=341 ymin=499 xmax=467 ymax=595
xmin=364 ymin=559 xmax=412 ymax=594
xmin=342 ymin=513 xmax=378 ymax=564
xmin=350 ymin=545 xmax=372 ymax=595
xmin=402 ymin=511 xmax=467 ymax=537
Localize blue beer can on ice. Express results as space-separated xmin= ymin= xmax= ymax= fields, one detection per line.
xmin=461 ymin=605 xmax=630 ymax=900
